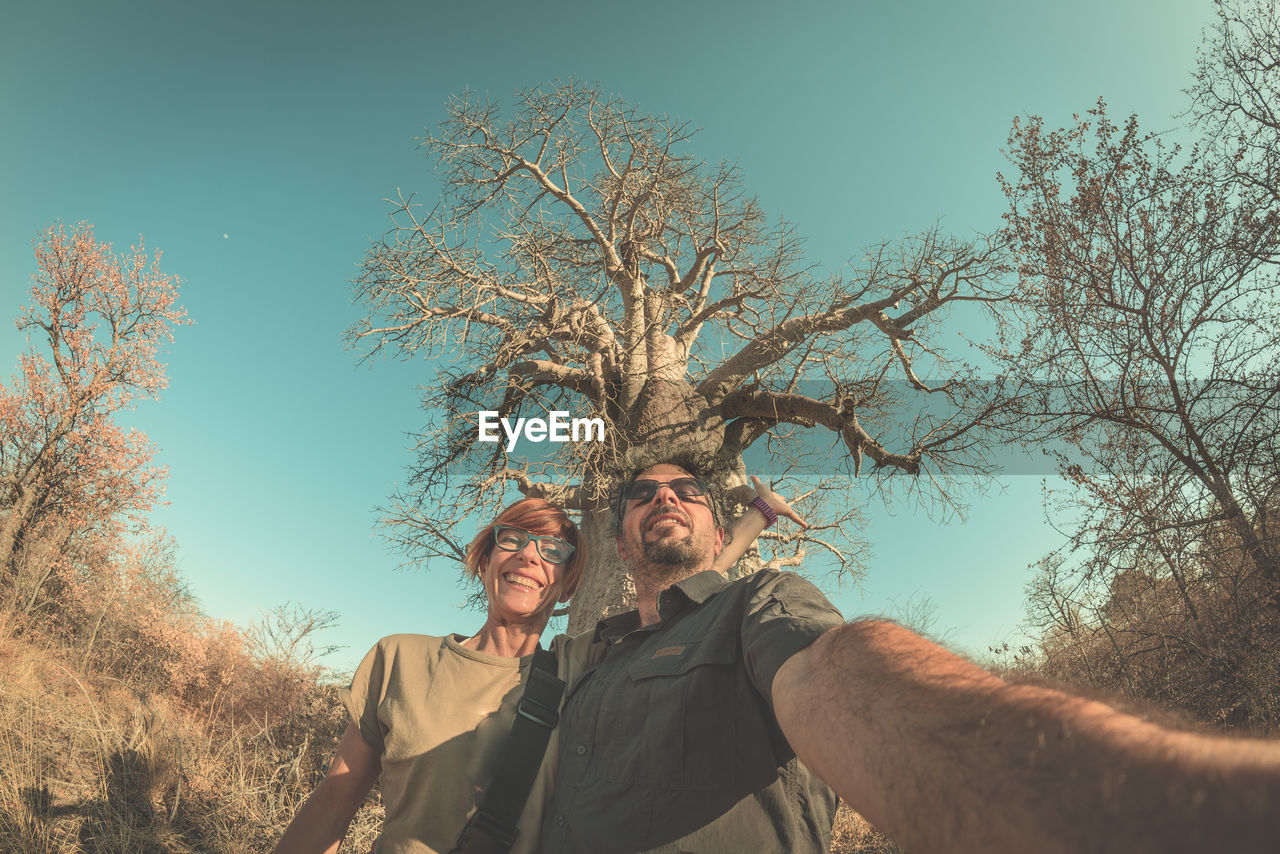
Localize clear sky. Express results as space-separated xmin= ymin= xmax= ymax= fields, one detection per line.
xmin=1 ymin=0 xmax=1215 ymax=673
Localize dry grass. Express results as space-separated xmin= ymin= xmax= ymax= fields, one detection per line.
xmin=829 ymin=801 xmax=903 ymax=854
xmin=0 ymin=634 xmax=381 ymax=853
xmin=0 ymin=525 xmax=390 ymax=852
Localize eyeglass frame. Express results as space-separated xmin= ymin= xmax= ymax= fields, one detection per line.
xmin=491 ymin=525 xmax=576 ymax=565
xmin=613 ymin=476 xmax=714 ymax=528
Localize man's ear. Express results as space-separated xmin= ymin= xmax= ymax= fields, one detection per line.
xmin=615 ymin=534 xmax=628 ymax=562
xmin=712 ymin=526 xmax=724 ymax=559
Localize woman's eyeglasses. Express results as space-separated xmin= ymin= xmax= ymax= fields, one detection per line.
xmin=492 ymin=525 xmax=575 ymax=564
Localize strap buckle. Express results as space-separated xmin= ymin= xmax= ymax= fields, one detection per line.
xmin=516 ymin=693 xmax=559 ymax=728
xmin=452 ymin=808 xmax=519 ymax=854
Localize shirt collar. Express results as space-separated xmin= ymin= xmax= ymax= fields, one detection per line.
xmin=593 ymin=570 xmax=730 ymax=643
xmin=671 ymin=569 xmax=731 ymax=604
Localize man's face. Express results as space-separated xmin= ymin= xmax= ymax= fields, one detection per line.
xmin=615 ymin=463 xmax=724 ymax=578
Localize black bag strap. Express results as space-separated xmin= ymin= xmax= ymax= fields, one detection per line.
xmin=451 ymin=645 xmax=565 ymax=854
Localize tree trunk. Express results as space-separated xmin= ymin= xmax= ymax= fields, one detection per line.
xmin=568 ymin=507 xmax=637 ymax=634
xmin=0 ymin=486 xmax=37 ymax=578
xmin=566 ymin=371 xmax=734 ymax=633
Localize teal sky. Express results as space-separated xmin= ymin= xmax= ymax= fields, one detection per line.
xmin=1 ymin=0 xmax=1214 ymax=672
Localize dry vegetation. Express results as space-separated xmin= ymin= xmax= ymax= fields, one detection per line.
xmin=830 ymin=803 xmax=903 ymax=854
xmin=0 ymin=223 xmax=380 ymax=852
xmin=994 ymin=0 xmax=1280 ymax=741
xmin=0 ymin=562 xmax=381 ymax=853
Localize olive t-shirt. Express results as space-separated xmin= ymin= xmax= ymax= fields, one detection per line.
xmin=341 ymin=632 xmax=593 ymax=854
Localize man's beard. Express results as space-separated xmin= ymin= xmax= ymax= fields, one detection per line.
xmin=642 ymin=534 xmax=700 ymax=568
xmin=631 ymin=534 xmax=701 ymax=590
xmin=631 ymin=506 xmax=711 ymax=587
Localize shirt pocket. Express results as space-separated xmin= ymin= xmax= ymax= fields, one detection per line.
xmin=604 ymin=632 xmax=741 ymax=791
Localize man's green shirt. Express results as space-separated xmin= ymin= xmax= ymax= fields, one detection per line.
xmin=540 ymin=569 xmax=844 ymax=853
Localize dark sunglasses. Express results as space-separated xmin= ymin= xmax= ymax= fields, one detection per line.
xmin=492 ymin=525 xmax=575 ymax=564
xmin=619 ymin=477 xmax=710 ymax=505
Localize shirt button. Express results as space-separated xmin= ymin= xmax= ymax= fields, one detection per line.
xmin=557 ymin=815 xmax=566 ymax=826
xmin=575 ymin=744 xmax=587 ymax=755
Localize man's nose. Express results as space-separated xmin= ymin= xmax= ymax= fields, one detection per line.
xmin=651 ymin=484 xmax=680 ymax=505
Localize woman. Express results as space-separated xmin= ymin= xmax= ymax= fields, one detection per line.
xmin=273 ymin=477 xmax=800 ymax=854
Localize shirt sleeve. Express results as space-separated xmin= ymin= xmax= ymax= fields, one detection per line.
xmin=740 ymin=571 xmax=845 ymax=708
xmin=339 ymin=640 xmax=389 ymax=754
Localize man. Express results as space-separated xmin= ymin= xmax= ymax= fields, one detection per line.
xmin=541 ymin=457 xmax=1280 ymax=854
xmin=540 ymin=460 xmax=844 ymax=853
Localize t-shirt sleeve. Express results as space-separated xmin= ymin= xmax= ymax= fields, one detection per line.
xmin=741 ymin=571 xmax=844 ymax=708
xmin=339 ymin=640 xmax=390 ymax=754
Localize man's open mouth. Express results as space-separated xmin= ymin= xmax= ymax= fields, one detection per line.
xmin=647 ymin=513 xmax=688 ymax=531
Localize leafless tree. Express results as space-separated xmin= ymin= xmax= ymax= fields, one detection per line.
xmin=246 ymin=603 xmax=342 ymax=673
xmin=999 ymin=1 xmax=1280 ymax=726
xmin=353 ymin=82 xmax=1014 ymax=630
xmin=1188 ymin=0 xmax=1280 ymax=207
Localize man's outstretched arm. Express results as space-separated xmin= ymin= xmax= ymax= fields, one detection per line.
xmin=771 ymin=619 xmax=1280 ymax=854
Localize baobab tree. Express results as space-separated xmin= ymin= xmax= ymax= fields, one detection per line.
xmin=353 ymin=82 xmax=1015 ymax=630
xmin=0 ymin=223 xmax=187 ymax=622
